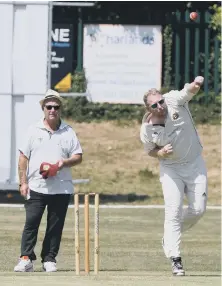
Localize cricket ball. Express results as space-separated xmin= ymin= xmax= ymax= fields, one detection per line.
xmin=190 ymin=12 xmax=198 ymax=21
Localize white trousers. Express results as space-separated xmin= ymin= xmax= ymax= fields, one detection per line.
xmin=160 ymin=155 xmax=208 ymax=258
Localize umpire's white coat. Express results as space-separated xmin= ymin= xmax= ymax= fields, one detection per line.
xmin=140 ymin=85 xmax=208 ymax=259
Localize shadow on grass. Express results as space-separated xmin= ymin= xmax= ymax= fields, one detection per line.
xmin=20 ymin=269 xmax=222 ymax=277
xmin=70 ymin=193 xmax=150 ymax=204
xmin=187 ymin=274 xmax=222 ymax=277
xmin=31 ymin=268 xmax=127 ymax=273
xmin=0 ymin=191 xmax=150 ymax=204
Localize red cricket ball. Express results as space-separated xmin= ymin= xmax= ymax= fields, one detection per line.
xmin=190 ymin=12 xmax=198 ymax=21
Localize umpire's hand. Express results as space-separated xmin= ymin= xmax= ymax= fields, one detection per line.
xmin=20 ymin=183 xmax=30 ymax=198
xmin=39 ymin=162 xmax=60 ymax=179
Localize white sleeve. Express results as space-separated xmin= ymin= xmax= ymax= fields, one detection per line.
xmin=164 ymin=84 xmax=195 ymax=106
xmin=68 ymin=128 xmax=83 ymax=157
xmin=140 ymin=124 xmax=157 ymax=153
xmin=18 ymin=127 xmax=34 ymax=159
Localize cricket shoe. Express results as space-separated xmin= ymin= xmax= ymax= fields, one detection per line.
xmin=14 ymin=256 xmax=34 ymax=272
xmin=171 ymin=257 xmax=185 ymax=276
xmin=43 ymin=262 xmax=57 ymax=272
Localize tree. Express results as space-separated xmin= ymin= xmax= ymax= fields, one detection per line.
xmin=210 ymin=4 xmax=221 ymax=40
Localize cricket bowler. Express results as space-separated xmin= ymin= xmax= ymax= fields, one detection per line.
xmin=140 ymin=76 xmax=208 ymax=276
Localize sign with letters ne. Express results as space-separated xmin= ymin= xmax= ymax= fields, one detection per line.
xmin=83 ymin=24 xmax=162 ymax=104
xmin=51 ymin=24 xmax=73 ymax=92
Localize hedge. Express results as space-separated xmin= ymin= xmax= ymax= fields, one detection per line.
xmin=62 ymin=95 xmax=221 ymax=125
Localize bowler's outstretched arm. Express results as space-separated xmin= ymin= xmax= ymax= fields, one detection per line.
xmin=164 ymin=76 xmax=204 ymax=105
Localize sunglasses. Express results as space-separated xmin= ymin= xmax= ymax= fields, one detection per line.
xmin=150 ymin=99 xmax=165 ymax=109
xmin=45 ymin=105 xmax=60 ymax=111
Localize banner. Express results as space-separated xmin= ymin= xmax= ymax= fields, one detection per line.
xmin=83 ymin=24 xmax=162 ymax=104
xmin=51 ymin=24 xmax=73 ymax=92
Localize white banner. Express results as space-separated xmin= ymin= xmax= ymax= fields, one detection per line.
xmin=83 ymin=24 xmax=162 ymax=104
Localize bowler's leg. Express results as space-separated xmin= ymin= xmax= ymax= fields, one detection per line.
xmin=181 ymin=157 xmax=208 ymax=232
xmin=161 ymin=174 xmax=185 ymax=258
xmin=182 ymin=182 xmax=207 ymax=232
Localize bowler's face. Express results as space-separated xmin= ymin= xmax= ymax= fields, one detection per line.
xmin=147 ymin=94 xmax=167 ymax=116
xmin=43 ymin=99 xmax=61 ymax=121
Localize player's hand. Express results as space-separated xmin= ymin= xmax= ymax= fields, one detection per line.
xmin=57 ymin=160 xmax=64 ymax=170
xmin=39 ymin=162 xmax=60 ymax=179
xmin=20 ymin=183 xmax=30 ymax=197
xmin=159 ymin=144 xmax=173 ymax=158
xmin=194 ymin=76 xmax=204 ymax=86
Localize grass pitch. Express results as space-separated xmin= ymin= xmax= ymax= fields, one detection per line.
xmin=0 ymin=206 xmax=221 ymax=285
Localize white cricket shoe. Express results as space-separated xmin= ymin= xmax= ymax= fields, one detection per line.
xmin=171 ymin=257 xmax=185 ymax=276
xmin=43 ymin=261 xmax=57 ymax=272
xmin=14 ymin=256 xmax=34 ymax=272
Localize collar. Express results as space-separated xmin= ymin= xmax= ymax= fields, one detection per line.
xmin=36 ymin=118 xmax=68 ymax=131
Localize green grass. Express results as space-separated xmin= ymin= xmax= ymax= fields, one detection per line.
xmin=0 ymin=206 xmax=221 ymax=285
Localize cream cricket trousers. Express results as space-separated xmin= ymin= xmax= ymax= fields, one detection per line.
xmin=160 ymin=155 xmax=208 ymax=258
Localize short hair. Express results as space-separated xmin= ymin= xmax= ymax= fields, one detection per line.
xmin=143 ymin=88 xmax=161 ymax=107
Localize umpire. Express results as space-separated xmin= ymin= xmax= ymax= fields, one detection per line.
xmin=14 ymin=89 xmax=83 ymax=272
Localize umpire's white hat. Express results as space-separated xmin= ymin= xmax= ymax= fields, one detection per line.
xmin=39 ymin=89 xmax=64 ymax=107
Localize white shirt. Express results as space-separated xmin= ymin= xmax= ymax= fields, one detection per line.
xmin=19 ymin=119 xmax=83 ymax=194
xmin=140 ymin=84 xmax=203 ymax=165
